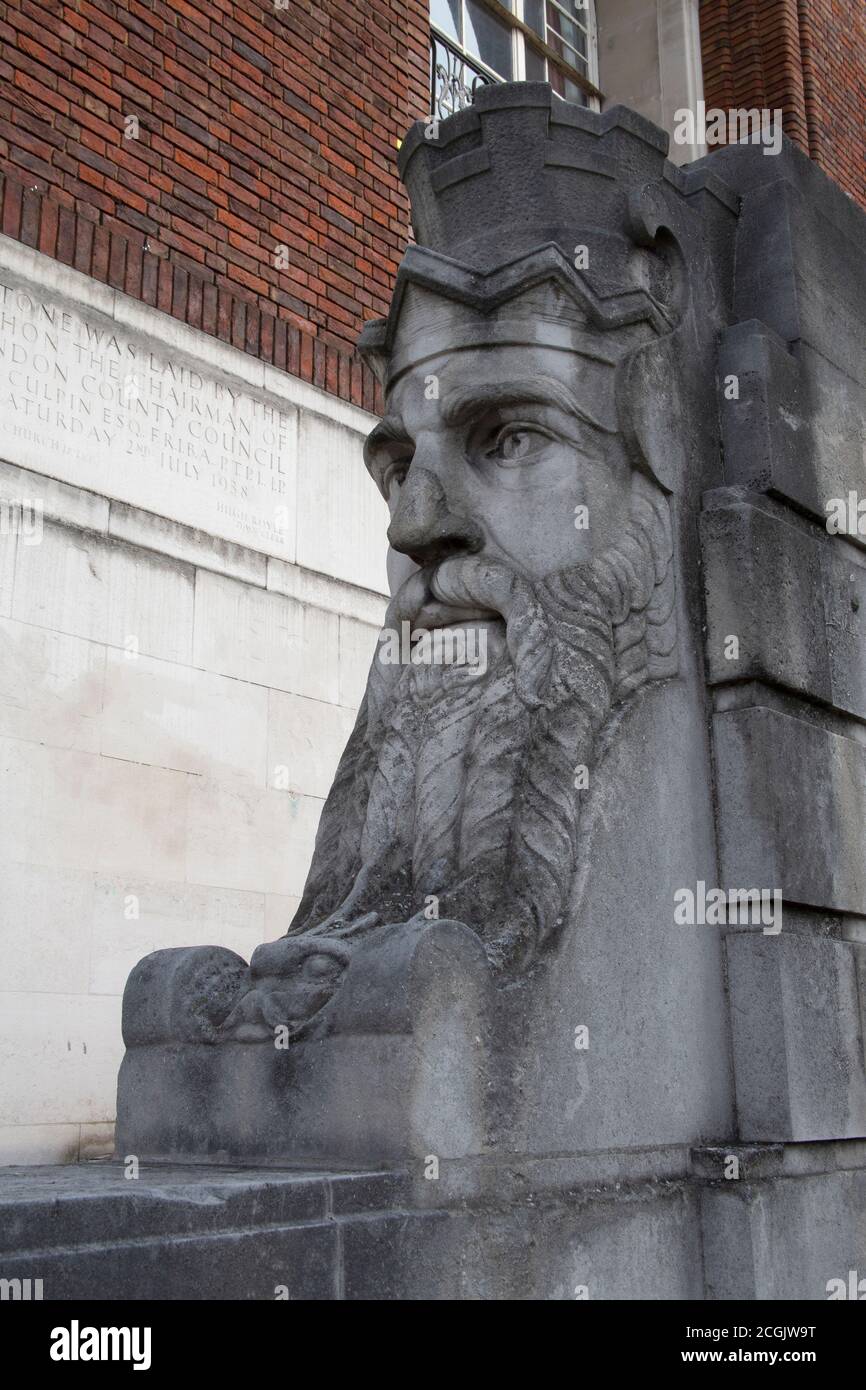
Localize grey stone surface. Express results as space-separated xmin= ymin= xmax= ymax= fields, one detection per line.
xmin=701 ymin=489 xmax=866 ymax=718
xmin=703 ymin=138 xmax=866 ymax=532
xmin=0 ymin=1159 xmax=704 ymax=1300
xmin=717 ymin=320 xmax=866 ymax=530
xmin=726 ymin=933 xmax=866 ymax=1142
xmin=0 ymin=1163 xmax=338 ymax=1300
xmin=2 ymin=1147 xmax=863 ymax=1300
xmin=118 ymin=920 xmax=494 ymax=1165
xmin=714 ymin=706 xmax=866 ymax=915
xmin=702 ymin=138 xmax=866 ymax=384
xmin=698 ymin=1143 xmax=866 ymax=1300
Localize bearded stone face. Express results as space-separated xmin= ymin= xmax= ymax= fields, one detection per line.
xmin=280 ymin=335 xmax=678 ymax=986
xmin=369 ymin=345 xmax=633 ymax=589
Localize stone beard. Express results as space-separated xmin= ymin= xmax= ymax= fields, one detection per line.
xmin=289 ymin=467 xmax=675 ymax=970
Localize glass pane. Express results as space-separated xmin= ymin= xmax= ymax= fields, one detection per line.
xmin=547 ymin=6 xmax=573 ymax=43
xmin=563 ymin=74 xmax=588 ymax=104
xmin=524 ymin=42 xmax=546 ymax=81
xmin=546 ymin=1 xmax=587 ymax=57
xmin=464 ymin=0 xmax=514 ymax=77
xmin=524 ymin=0 xmax=545 ymax=38
xmin=548 ymin=64 xmax=589 ymax=106
xmin=430 ymin=0 xmax=461 ymax=43
xmin=553 ymin=0 xmax=590 ymax=26
xmin=547 ymin=33 xmax=587 ymax=70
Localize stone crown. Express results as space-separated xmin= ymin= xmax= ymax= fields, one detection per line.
xmin=359 ymin=83 xmax=683 ymax=382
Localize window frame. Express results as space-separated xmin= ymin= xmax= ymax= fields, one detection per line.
xmin=430 ymin=0 xmax=602 ymax=111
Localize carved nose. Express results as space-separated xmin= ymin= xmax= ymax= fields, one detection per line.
xmin=387 ymin=465 xmax=483 ymax=567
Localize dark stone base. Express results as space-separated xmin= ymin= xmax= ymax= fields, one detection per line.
xmin=2 ymin=1143 xmax=864 ymax=1299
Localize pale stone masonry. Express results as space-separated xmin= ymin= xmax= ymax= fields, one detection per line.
xmin=0 ymin=234 xmax=388 ymax=1164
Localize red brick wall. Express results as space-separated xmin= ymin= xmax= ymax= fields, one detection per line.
xmin=699 ymin=0 xmax=866 ymax=212
xmin=4 ymin=0 xmax=863 ymax=406
xmin=0 ymin=0 xmax=431 ymax=410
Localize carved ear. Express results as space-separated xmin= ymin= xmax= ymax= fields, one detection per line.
xmin=626 ymin=181 xmax=690 ymax=330
xmin=616 ymin=183 xmax=693 ymax=493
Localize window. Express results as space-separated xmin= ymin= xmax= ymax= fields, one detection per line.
xmin=430 ymin=0 xmax=600 ymax=119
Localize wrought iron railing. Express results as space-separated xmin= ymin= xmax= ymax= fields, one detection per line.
xmin=430 ymin=30 xmax=496 ymax=120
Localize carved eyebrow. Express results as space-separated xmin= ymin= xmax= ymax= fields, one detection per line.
xmin=440 ymin=377 xmax=613 ymax=434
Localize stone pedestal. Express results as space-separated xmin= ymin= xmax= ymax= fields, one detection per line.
xmin=3 ymin=1142 xmax=865 ymax=1299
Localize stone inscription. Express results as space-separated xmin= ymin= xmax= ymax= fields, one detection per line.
xmin=0 ymin=279 xmax=298 ymax=559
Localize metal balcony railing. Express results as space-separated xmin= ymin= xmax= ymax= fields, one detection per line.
xmin=430 ymin=30 xmax=496 ymax=120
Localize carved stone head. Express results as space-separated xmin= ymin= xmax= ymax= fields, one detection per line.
xmin=119 ymin=88 xmax=749 ymax=1176
xmin=286 ymin=85 xmax=686 ymax=976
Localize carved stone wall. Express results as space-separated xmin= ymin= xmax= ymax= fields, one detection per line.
xmin=0 ymin=233 xmax=389 ymax=1165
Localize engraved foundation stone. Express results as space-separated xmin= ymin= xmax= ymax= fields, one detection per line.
xmin=0 ymin=282 xmax=298 ymax=558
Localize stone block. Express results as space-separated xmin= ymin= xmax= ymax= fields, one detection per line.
xmin=701 ymin=492 xmax=866 ymax=717
xmin=718 ymin=323 xmax=866 ymax=527
xmin=0 ymin=1163 xmax=328 ymax=1255
xmin=725 ymin=933 xmax=866 ymax=1141
xmin=184 ymin=777 xmax=321 ymax=898
xmin=192 ymin=568 xmax=340 ymax=703
xmin=337 ymin=614 xmax=379 ymax=708
xmin=0 ymin=530 xmax=15 ymax=617
xmin=105 ymin=540 xmax=194 ymax=663
xmin=0 ymin=738 xmax=191 ymax=879
xmin=699 ymin=1149 xmax=866 ymax=1299
xmin=100 ymin=647 xmax=268 ymax=783
xmin=714 ymin=707 xmax=866 ymax=915
xmin=0 ymin=1219 xmax=337 ymax=1301
xmin=11 ymin=520 xmax=195 ymax=661
xmin=108 ymin=501 xmax=268 ymax=586
xmin=700 ymin=493 xmax=830 ymax=699
xmin=266 ymin=688 xmax=356 ymax=799
xmin=0 ymin=243 xmax=302 ymax=563
xmin=796 ymin=341 xmax=866 ymax=525
xmin=0 ymin=861 xmax=94 ymax=995
xmin=722 ymin=168 xmax=866 ymax=383
xmin=0 ymin=617 xmax=105 ymax=752
xmin=0 ymin=1124 xmax=80 ymax=1166
xmin=78 ymin=1122 xmax=115 ymax=1159
xmin=266 ymin=555 xmax=387 ymax=624
xmin=0 ymin=458 xmax=109 ymax=533
xmin=0 ymin=992 xmax=121 ymax=1128
xmin=295 ymin=410 xmax=389 ymax=592
xmin=12 ymin=520 xmax=109 ymax=643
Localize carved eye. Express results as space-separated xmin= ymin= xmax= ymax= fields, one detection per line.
xmin=302 ymin=953 xmax=345 ymax=981
xmin=486 ymin=424 xmax=552 ymax=466
xmin=364 ymin=432 xmax=413 ymax=502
